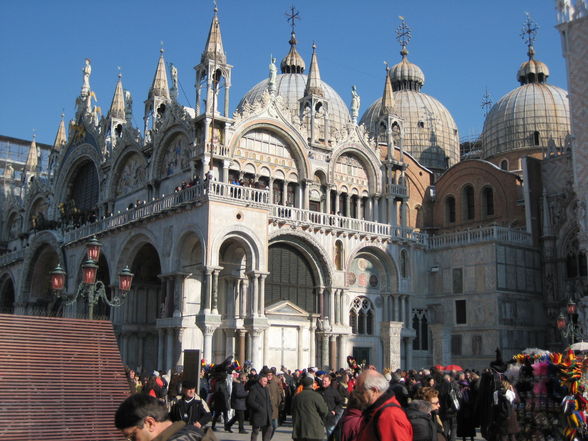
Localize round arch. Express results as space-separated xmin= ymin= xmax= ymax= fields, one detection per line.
xmin=330 ymin=145 xmax=381 ymax=194
xmin=229 ymin=121 xmax=311 ymax=181
xmin=108 ymin=148 xmax=148 ymax=200
xmin=150 ymin=126 xmax=193 ymax=180
xmin=0 ymin=272 xmax=15 ymax=313
xmin=210 ymin=225 xmax=264 ymax=272
xmin=346 ymin=245 xmax=398 ymax=292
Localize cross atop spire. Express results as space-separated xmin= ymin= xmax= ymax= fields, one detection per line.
xmin=520 ymin=12 xmax=539 ymax=59
xmin=396 ymin=17 xmax=412 ymax=58
xmin=285 ymin=5 xmax=300 ymax=34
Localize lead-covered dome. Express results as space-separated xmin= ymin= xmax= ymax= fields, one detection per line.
xmin=236 ymin=32 xmax=351 ymax=132
xmin=361 ymin=51 xmax=459 ymax=172
xmin=481 ymin=46 xmax=570 ymax=160
xmin=237 ymin=74 xmax=351 ymax=131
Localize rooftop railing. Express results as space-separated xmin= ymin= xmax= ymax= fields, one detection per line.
xmin=427 ymin=225 xmax=532 ymax=249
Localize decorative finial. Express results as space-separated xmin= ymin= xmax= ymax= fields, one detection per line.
xmin=285 ymin=5 xmax=301 ymax=34
xmin=481 ymin=88 xmax=492 ymax=117
xmin=396 ymin=16 xmax=412 ymax=58
xmin=117 ymin=66 xmax=122 ymax=79
xmin=213 ymin=0 xmax=218 ymax=14
xmin=32 ymin=129 xmax=36 ymax=140
xmin=160 ymin=41 xmax=164 ymax=54
xmin=384 ymin=61 xmax=390 ymax=72
xmin=520 ymin=12 xmax=539 ymax=59
xmin=312 ymin=41 xmax=317 ymax=51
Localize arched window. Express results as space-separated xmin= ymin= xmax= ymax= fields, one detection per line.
xmin=482 ymin=187 xmax=494 ymax=217
xmin=412 ymin=309 xmax=429 ymax=350
xmin=500 ymin=160 xmax=508 ymax=170
xmin=335 ymin=241 xmax=343 ymax=270
xmin=446 ymin=196 xmax=456 ymax=224
xmin=463 ymin=185 xmax=475 ymax=220
xmin=533 ymin=131 xmax=540 ymax=146
xmin=349 ymin=296 xmax=375 ymax=336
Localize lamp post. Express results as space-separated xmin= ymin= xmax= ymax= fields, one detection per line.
xmin=556 ymin=298 xmax=587 ymax=346
xmin=50 ymin=236 xmax=134 ymax=320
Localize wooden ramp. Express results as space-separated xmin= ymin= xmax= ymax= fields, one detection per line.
xmin=0 ymin=313 xmax=130 ymax=440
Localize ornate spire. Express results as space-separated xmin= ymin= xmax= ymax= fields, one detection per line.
xmin=380 ymin=64 xmax=395 ymax=115
xmin=53 ymin=114 xmax=67 ymax=152
xmin=202 ymin=4 xmax=226 ymax=64
xmin=305 ymin=43 xmax=323 ymax=96
xmin=281 ymin=6 xmax=305 ymax=73
xmin=149 ymin=49 xmax=171 ymax=101
xmin=108 ymin=73 xmax=126 ymax=120
xmin=24 ymin=134 xmax=39 ymax=173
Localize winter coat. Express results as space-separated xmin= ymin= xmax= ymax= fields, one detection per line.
xmin=267 ymin=378 xmax=284 ymax=420
xmin=456 ymin=380 xmax=476 ymax=437
xmin=291 ymin=388 xmax=329 ymax=440
xmin=319 ymin=384 xmax=345 ymax=427
xmin=357 ymin=393 xmax=413 ymax=441
xmin=150 ymin=421 xmax=210 ymax=441
xmin=170 ymin=397 xmax=212 ymax=427
xmin=230 ymin=380 xmax=248 ymax=411
xmin=211 ymin=380 xmax=230 ymax=411
xmin=405 ymin=404 xmax=435 ymax=441
xmin=247 ymin=382 xmax=272 ymax=428
xmin=337 ymin=407 xmax=364 ymax=441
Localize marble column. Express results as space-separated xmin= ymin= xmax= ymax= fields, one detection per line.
xmin=238 ymin=330 xmax=247 ymax=363
xmin=222 ymin=159 xmax=230 ymax=183
xmin=373 ymin=197 xmax=380 ymax=223
xmin=282 ymin=180 xmax=288 ymax=206
xmin=328 ymin=289 xmax=335 ymax=323
xmin=166 ymin=328 xmax=174 ymax=371
xmin=157 ymin=329 xmax=164 ymax=369
xmin=309 ymin=325 xmax=316 ymax=366
xmin=355 ymin=197 xmax=361 ymax=219
xmin=400 ymin=201 xmax=408 ymax=227
xmin=321 ymin=333 xmax=329 ymax=369
xmin=251 ymin=272 xmax=259 ymax=317
xmin=334 ymin=191 xmax=340 ymax=214
xmin=203 ymin=268 xmax=213 ymax=313
xmin=203 ymin=327 xmax=214 ymax=363
xmin=211 ymin=269 xmax=219 ymax=314
xmin=329 ymin=335 xmax=337 ymax=369
xmin=240 ymin=278 xmax=249 ymax=319
xmin=367 ymin=197 xmax=373 ymax=221
xmin=326 ymin=186 xmax=332 ymax=214
xmin=380 ymin=321 xmax=403 ymax=370
xmin=297 ymin=326 xmax=305 ymax=367
xmin=389 ymin=197 xmax=397 ymax=226
xmin=251 ymin=329 xmax=263 ymax=371
xmin=258 ymin=273 xmax=267 ymax=316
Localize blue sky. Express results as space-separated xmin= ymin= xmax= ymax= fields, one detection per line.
xmin=0 ymin=0 xmax=566 ymax=146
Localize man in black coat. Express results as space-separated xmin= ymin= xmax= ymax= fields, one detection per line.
xmin=226 ymin=372 xmax=249 ymax=434
xmin=247 ymin=373 xmax=273 ymax=441
xmin=170 ymin=380 xmax=212 ymax=429
xmin=318 ymin=375 xmax=345 ymax=438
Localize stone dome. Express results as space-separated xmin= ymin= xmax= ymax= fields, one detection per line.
xmin=481 ymin=54 xmax=570 ymax=160
xmin=360 ymin=84 xmax=460 ymax=172
xmin=237 ymin=73 xmax=352 ymax=131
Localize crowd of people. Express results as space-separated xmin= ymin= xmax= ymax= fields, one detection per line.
xmin=118 ymin=356 xmax=521 ymax=441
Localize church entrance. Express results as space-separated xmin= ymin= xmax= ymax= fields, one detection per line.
xmin=266 ymin=325 xmax=298 ymax=369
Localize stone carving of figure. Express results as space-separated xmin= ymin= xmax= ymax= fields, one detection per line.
xmin=124 ymin=90 xmax=133 ymax=121
xmin=170 ymin=63 xmax=179 ymax=99
xmin=81 ymin=58 xmax=91 ymax=96
xmin=4 ymin=163 xmax=14 ymax=179
xmin=351 ymin=85 xmax=361 ymax=123
xmin=578 ymin=199 xmax=587 ymax=232
xmin=268 ymin=56 xmax=277 ymax=94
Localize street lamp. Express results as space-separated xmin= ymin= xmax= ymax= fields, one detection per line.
xmin=50 ymin=238 xmax=134 ymax=320
xmin=556 ymin=298 xmax=587 ymax=345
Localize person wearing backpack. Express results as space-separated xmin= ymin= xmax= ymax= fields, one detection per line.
xmin=405 ymin=400 xmax=436 ymax=441
xmin=356 ymin=369 xmax=413 ymax=441
xmin=491 ymin=380 xmax=519 ymax=441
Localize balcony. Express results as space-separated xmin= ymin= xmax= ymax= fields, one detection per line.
xmin=427 ymin=226 xmax=532 ymax=249
xmin=386 ymin=183 xmax=409 ymax=198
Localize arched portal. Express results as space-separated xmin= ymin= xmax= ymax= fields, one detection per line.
xmin=113 ymin=243 xmax=162 ymax=373
xmin=26 ymin=245 xmax=61 ymax=315
xmin=0 ymin=274 xmax=15 ymax=313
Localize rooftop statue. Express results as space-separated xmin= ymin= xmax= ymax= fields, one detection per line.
xmin=268 ymin=56 xmax=277 ymax=94
xmin=351 ymin=85 xmax=361 ymax=123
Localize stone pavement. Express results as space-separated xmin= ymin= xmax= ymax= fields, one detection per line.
xmin=212 ymin=419 xmax=293 ymax=441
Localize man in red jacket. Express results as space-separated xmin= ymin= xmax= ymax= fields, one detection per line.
xmin=356 ymin=369 xmax=413 ymax=441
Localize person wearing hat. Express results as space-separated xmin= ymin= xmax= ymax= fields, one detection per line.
xmin=291 ymin=376 xmax=329 ymax=441
xmin=170 ymin=380 xmax=212 ymax=429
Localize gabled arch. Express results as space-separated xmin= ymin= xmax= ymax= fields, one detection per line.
xmin=107 ymin=146 xmax=148 ymax=200
xmin=330 ymin=145 xmax=381 ymax=194
xmin=229 ymin=121 xmax=311 ymax=181
xmin=150 ymin=126 xmax=193 ymax=180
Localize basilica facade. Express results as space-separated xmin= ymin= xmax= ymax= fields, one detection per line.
xmin=0 ymin=4 xmax=586 ymax=373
